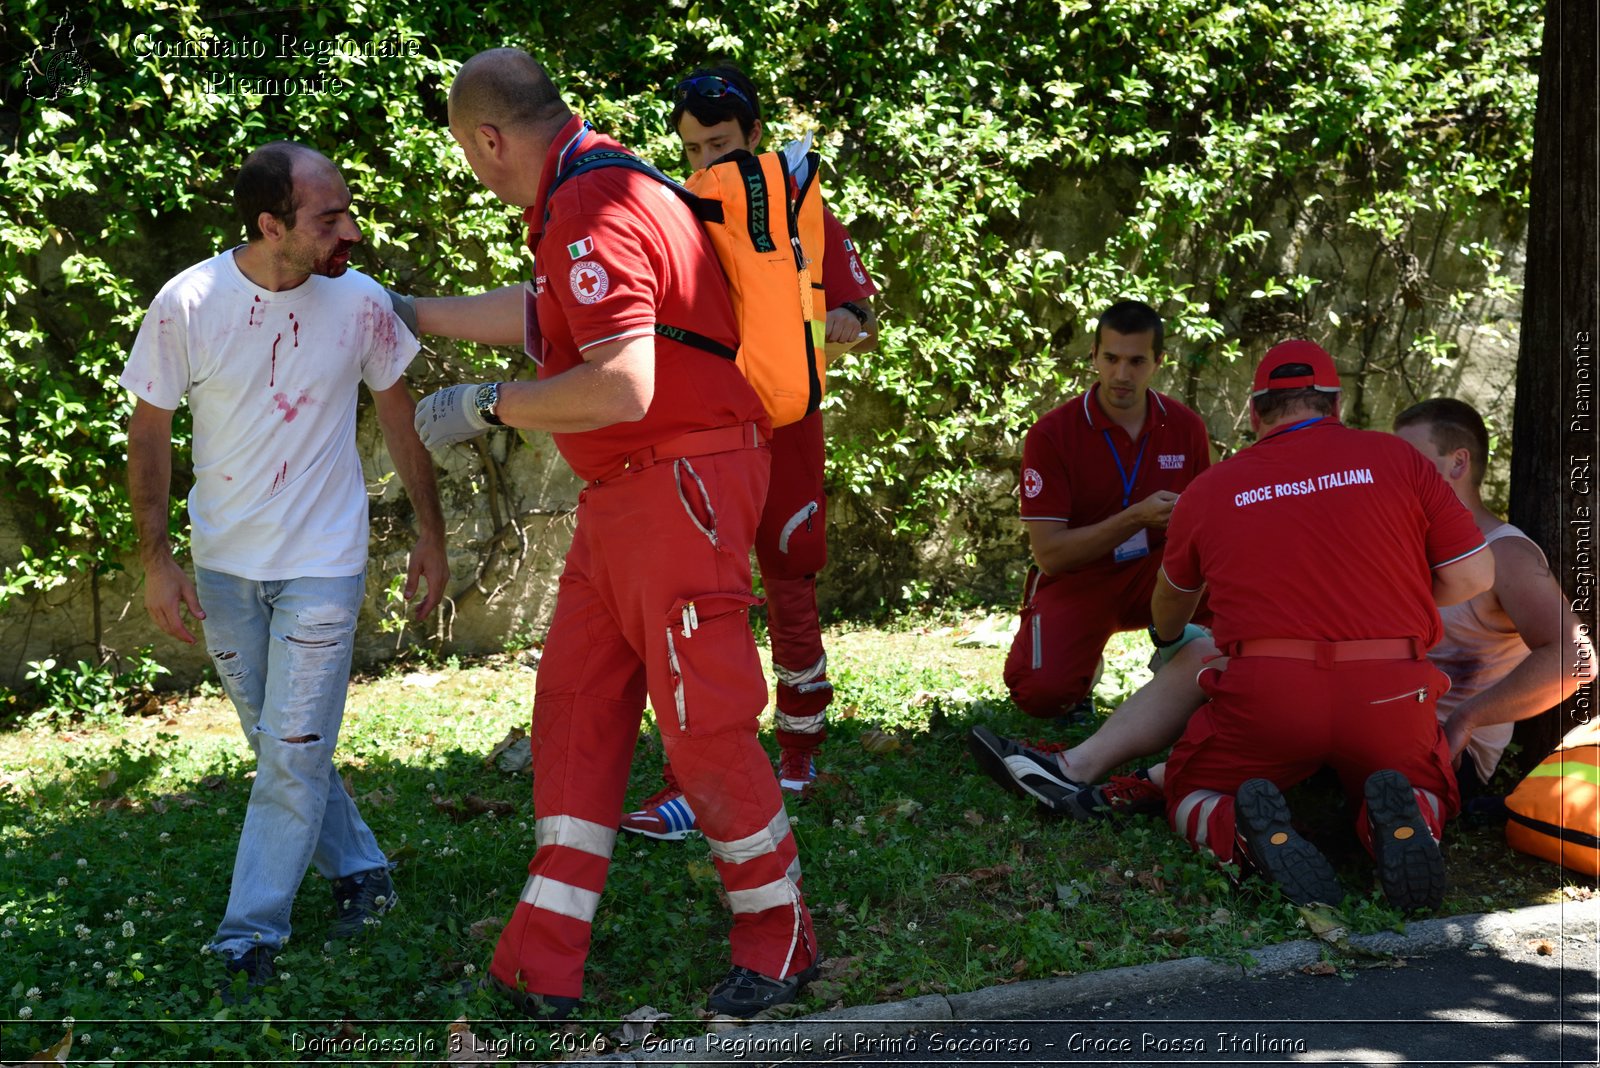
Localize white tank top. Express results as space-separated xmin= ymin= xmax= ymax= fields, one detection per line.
xmin=1432 ymin=523 xmax=1542 ymax=783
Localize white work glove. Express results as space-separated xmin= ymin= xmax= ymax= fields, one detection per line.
xmin=414 ymin=383 xmax=491 ymax=448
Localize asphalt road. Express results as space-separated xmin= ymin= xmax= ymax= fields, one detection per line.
xmin=781 ymin=934 xmax=1598 ymax=1067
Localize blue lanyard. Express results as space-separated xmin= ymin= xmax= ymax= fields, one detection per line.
xmin=1102 ymin=431 xmax=1149 ymax=509
xmin=1264 ymin=416 xmax=1325 ymax=441
xmin=555 ymin=120 xmax=596 ymax=176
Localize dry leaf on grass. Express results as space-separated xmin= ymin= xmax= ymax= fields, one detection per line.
xmin=962 ymin=809 xmax=985 ymax=826
xmin=485 ymin=726 xmax=531 ymax=772
xmin=445 ymin=1016 xmax=508 ymax=1063
xmin=467 ymin=916 xmax=505 ymax=942
xmin=1 ymin=1029 xmax=72 ymax=1066
xmin=610 ymin=1005 xmax=670 ymax=1046
xmin=1533 ymin=939 xmax=1555 ymax=955
xmin=859 ymin=728 xmax=900 ymax=754
xmin=1300 ymin=961 xmax=1338 ymax=976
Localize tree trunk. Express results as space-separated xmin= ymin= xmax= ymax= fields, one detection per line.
xmin=1508 ymin=0 xmax=1599 ymax=763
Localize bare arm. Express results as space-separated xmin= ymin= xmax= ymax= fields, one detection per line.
xmin=415 ymin=285 xmax=524 ymax=346
xmin=491 ymin=334 xmax=654 ymax=433
xmin=370 ymin=380 xmax=449 ymax=620
xmin=1151 ymin=570 xmax=1204 ymax=644
xmin=1442 ymin=538 xmax=1594 ymax=754
xmin=1025 ymin=490 xmax=1179 ymax=574
xmin=127 ymin=399 xmax=205 ymax=644
xmin=1431 ymin=543 xmax=1495 ymax=607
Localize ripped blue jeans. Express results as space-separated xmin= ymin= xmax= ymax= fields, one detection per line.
xmin=196 ymin=568 xmax=388 ymax=958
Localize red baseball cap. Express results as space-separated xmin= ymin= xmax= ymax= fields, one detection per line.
xmin=1251 ymin=339 xmax=1341 ymax=397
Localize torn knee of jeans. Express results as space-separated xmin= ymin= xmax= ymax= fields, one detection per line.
xmin=282 ymin=734 xmax=321 ymax=744
xmin=285 ymin=633 xmax=340 ymax=649
xmin=214 ymin=650 xmax=238 ymax=661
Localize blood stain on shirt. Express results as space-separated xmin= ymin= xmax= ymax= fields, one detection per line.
xmin=272 ymin=391 xmax=313 ymax=423
xmin=270 ymin=332 xmax=282 ymax=386
xmin=248 ymin=295 xmax=262 ymax=327
xmin=290 ymin=312 xmax=299 ymax=347
xmin=269 ymin=461 xmax=288 ymax=497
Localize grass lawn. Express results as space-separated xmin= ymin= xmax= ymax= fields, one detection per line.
xmin=0 ymin=612 xmax=1583 ymax=1063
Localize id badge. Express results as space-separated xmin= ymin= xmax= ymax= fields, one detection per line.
xmin=523 ymin=278 xmax=544 ymax=367
xmin=1113 ymin=528 xmax=1150 ymax=563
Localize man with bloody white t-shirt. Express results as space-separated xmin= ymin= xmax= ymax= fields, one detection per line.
xmin=1001 ymin=300 xmax=1211 ymax=720
xmin=123 ymin=141 xmax=447 ymax=1000
xmin=407 ymin=49 xmax=815 ymax=1018
xmin=1154 ymin=340 xmax=1493 ymax=911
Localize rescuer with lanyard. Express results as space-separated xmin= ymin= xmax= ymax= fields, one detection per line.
xmin=1155 ymin=341 xmax=1493 ymax=910
xmin=408 ymin=48 xmax=817 ymax=1018
xmin=620 ymin=62 xmax=880 ymax=841
xmin=1000 ymin=300 xmax=1211 ymax=720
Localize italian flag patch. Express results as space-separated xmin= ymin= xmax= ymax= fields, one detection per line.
xmin=566 ymin=236 xmax=594 ymax=258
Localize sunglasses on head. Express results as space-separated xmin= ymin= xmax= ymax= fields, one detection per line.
xmin=673 ymin=75 xmax=752 ymax=108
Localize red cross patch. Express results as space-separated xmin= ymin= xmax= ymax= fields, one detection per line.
xmin=569 ymin=260 xmax=610 ymax=304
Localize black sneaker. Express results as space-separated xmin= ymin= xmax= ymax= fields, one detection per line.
xmin=968 ymin=726 xmax=1087 ymax=809
xmin=706 ymin=959 xmax=821 ymax=1018
xmin=330 ymin=867 xmax=397 ymax=939
xmin=482 ymin=973 xmax=579 ymax=1020
xmin=1365 ymin=769 xmax=1446 ymax=912
xmin=221 ymin=945 xmax=276 ymax=1005
xmin=1234 ymin=778 xmax=1344 ymax=906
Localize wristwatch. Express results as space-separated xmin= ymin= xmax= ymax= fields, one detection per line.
xmin=475 ymin=382 xmax=504 ymax=426
xmin=838 ymin=301 xmax=869 ymax=325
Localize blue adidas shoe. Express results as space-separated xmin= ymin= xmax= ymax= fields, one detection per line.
xmin=620 ymin=786 xmax=699 ymax=841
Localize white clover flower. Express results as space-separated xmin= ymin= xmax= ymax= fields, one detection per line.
xmin=3 ymin=915 xmax=16 ymax=927
xmin=56 ymin=877 xmax=68 ymax=887
xmin=159 ymin=832 xmax=170 ymax=842
xmin=112 ymin=1048 xmax=123 ymax=1057
xmin=906 ymin=921 xmax=918 ymax=931
xmin=1 ymin=930 xmax=11 ymax=938
xmin=93 ymin=961 xmax=103 ymax=970
xmin=76 ymin=858 xmax=87 ymax=868
xmin=18 ymin=1006 xmax=31 ymax=1020
xmin=62 ymin=1015 xmax=74 ymax=1026
xmin=104 ymin=940 xmax=116 ymax=952
xmin=25 ymin=986 xmax=40 ymax=1000
xmin=462 ymin=963 xmax=476 ymax=976
xmin=216 ymin=807 xmax=226 ymax=816
xmin=122 ymin=921 xmax=135 ymax=938
xmin=126 ymin=897 xmax=139 ymax=907
xmin=103 ymin=913 xmax=114 ymax=922
xmin=118 ymin=832 xmax=128 ymax=840
xmin=173 ymin=897 xmax=186 ymax=906
xmin=3 ymin=849 xmax=13 ymax=859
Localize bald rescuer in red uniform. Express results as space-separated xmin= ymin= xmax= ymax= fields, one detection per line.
xmin=1153 ymin=341 xmax=1493 ymax=911
xmin=409 ymin=49 xmax=816 ymax=1018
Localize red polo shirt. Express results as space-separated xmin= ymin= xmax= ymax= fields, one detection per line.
xmin=821 ymin=208 xmax=876 ymax=306
xmin=523 ymin=116 xmax=766 ymax=481
xmin=1020 ymin=385 xmax=1211 ymax=575
xmin=1160 ymin=417 xmax=1486 ymax=650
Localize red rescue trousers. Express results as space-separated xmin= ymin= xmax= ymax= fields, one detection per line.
xmin=490 ymin=441 xmax=816 ymax=998
xmin=1164 ymin=655 xmax=1460 ymax=864
xmin=1003 ymin=554 xmax=1165 ymax=717
xmin=755 ymin=412 xmax=832 ymax=750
